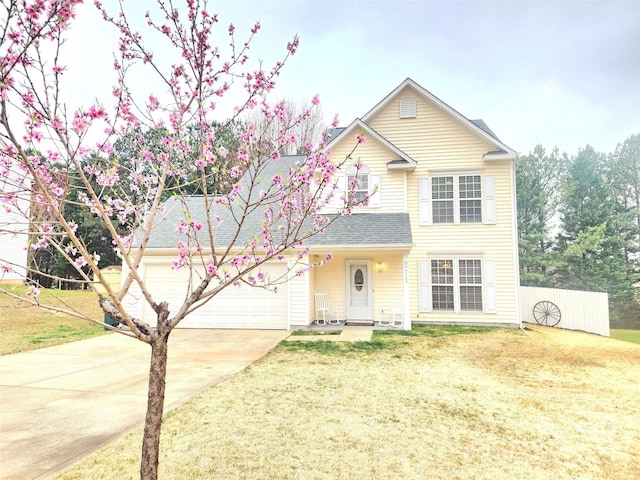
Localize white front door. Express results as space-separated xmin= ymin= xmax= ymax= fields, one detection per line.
xmin=346 ymin=260 xmax=374 ymax=320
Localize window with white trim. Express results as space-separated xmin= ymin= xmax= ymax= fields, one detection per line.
xmin=432 ymin=177 xmax=454 ymax=223
xmin=431 ymin=259 xmax=455 ymax=309
xmin=458 ymin=259 xmax=483 ymax=310
xmin=345 ymin=165 xmax=380 ymax=208
xmin=347 ymin=170 xmax=369 ymax=204
xmin=419 ymin=174 xmax=495 ymax=225
xmin=458 ymin=175 xmax=482 ymax=223
xmin=418 ymin=258 xmax=495 ymax=313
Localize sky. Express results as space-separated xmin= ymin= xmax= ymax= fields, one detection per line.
xmin=65 ymin=0 xmax=640 ymax=156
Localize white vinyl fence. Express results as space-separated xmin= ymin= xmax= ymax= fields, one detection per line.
xmin=520 ymin=286 xmax=610 ymax=337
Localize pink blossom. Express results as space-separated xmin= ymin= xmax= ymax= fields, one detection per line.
xmin=71 ymin=112 xmax=88 ymax=133
xmin=86 ymin=105 xmax=106 ymax=119
xmin=50 ymin=116 xmax=64 ymax=129
xmin=286 ymin=36 xmax=300 ymax=54
xmin=26 ymin=286 xmax=40 ymax=299
xmin=356 ymin=133 xmax=366 ymax=144
xmin=205 ymin=262 xmax=217 ymax=276
xmin=74 ymin=256 xmax=88 ymax=268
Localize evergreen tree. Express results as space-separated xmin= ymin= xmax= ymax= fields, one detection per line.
xmin=556 ymin=146 xmax=637 ymax=326
xmin=516 ymin=145 xmax=567 ymax=286
xmin=605 ymin=134 xmax=640 ymax=327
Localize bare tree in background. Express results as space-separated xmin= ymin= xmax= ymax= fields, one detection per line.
xmin=242 ymin=97 xmax=328 ymax=155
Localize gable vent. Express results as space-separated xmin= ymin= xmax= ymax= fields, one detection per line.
xmin=399 ymin=96 xmax=416 ymax=118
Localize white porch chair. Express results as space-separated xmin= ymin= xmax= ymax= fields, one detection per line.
xmin=315 ymin=292 xmax=341 ymax=325
xmin=377 ymin=306 xmax=404 ymax=328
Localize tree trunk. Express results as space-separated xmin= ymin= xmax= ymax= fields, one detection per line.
xmin=140 ymin=306 xmax=171 ymax=480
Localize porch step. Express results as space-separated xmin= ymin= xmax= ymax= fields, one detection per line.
xmin=344 ymin=321 xmax=375 ymax=327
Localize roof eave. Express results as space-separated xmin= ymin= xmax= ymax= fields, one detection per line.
xmin=309 ymin=243 xmax=414 ymax=252
xmin=327 ymin=118 xmax=416 ymax=166
xmin=387 ymin=161 xmax=416 ymax=171
xmin=483 ymin=151 xmax=517 ymax=161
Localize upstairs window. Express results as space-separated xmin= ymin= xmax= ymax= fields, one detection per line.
xmin=432 ymin=177 xmax=454 ymax=223
xmin=344 ymin=165 xmax=380 ymax=208
xmin=419 ymin=174 xmax=495 ymax=225
xmin=458 ymin=175 xmax=482 ymax=223
xmin=346 ymin=165 xmax=369 ymax=205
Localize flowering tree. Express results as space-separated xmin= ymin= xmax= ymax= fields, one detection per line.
xmin=0 ymin=1 xmax=367 ymax=479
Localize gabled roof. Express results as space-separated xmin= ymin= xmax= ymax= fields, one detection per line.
xmin=327 ymin=119 xmax=417 ymax=170
xmin=362 ymin=78 xmax=517 ymax=160
xmin=140 ymin=156 xmax=413 ymax=250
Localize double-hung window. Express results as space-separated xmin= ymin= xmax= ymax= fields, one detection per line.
xmin=343 ymin=165 xmax=381 ymax=208
xmin=419 ymin=174 xmax=495 ymax=225
xmin=458 ymin=259 xmax=483 ymax=310
xmin=347 ymin=170 xmax=369 ymax=204
xmin=430 ymin=259 xmax=482 ymax=311
xmin=419 ymin=258 xmax=496 ymax=313
xmin=431 ymin=177 xmax=454 ymax=223
xmin=458 ymin=175 xmax=482 ymax=223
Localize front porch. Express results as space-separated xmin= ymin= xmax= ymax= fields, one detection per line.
xmin=304 ymin=251 xmax=410 ymax=330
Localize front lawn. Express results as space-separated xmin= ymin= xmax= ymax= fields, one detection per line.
xmin=610 ymin=328 xmax=640 ymax=345
xmin=0 ymin=286 xmax=107 ymax=355
xmin=56 ymin=324 xmax=640 ymax=480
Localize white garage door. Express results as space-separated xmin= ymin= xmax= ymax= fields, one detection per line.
xmin=142 ymin=262 xmax=288 ymax=329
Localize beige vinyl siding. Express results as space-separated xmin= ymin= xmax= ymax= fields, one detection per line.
xmin=328 ymin=136 xmax=406 ymax=213
xmin=406 ymin=164 xmax=518 ymax=324
xmin=370 ymin=254 xmax=405 ymax=315
xmin=289 ymin=263 xmax=310 ymax=327
xmin=312 ymin=255 xmax=346 ymax=320
xmin=367 ymin=86 xmax=497 ymax=169
xmin=360 ymin=85 xmax=518 ymax=325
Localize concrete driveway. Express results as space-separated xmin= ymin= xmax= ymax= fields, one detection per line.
xmin=0 ymin=329 xmax=289 ymax=480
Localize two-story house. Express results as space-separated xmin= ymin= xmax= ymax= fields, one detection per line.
xmin=122 ymin=78 xmax=520 ymax=329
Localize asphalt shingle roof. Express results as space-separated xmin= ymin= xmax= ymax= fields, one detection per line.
xmin=141 ymin=155 xmax=413 ymax=250
xmin=307 ymin=213 xmax=412 ymax=246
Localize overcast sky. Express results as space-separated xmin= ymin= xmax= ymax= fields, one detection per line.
xmin=67 ymin=0 xmax=640 ymax=155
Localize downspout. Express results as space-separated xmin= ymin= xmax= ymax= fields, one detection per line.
xmin=403 ymin=255 xmax=411 ymax=330
xmin=510 ymin=157 xmax=523 ymax=329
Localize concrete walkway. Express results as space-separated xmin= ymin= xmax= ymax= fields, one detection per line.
xmin=284 ymin=330 xmax=373 ymax=342
xmin=0 ymin=329 xmax=288 ymax=480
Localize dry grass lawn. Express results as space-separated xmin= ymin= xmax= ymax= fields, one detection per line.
xmin=56 ymin=324 xmax=640 ymax=480
xmin=0 ymin=285 xmax=106 ymax=355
